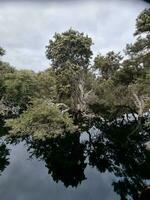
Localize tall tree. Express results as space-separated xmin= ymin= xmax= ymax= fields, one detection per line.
xmin=46 ymin=29 xmax=93 ymax=111
xmin=124 ymin=8 xmax=150 ymax=119
xmin=46 ymin=29 xmax=93 ymax=69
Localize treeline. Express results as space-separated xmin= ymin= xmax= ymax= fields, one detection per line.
xmin=0 ymin=9 xmax=150 ymax=139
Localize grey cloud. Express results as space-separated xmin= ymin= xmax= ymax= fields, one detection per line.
xmin=0 ymin=0 xmax=149 ymax=71
xmin=0 ymin=0 xmax=149 ymax=2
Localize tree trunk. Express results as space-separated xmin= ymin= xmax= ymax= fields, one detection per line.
xmin=132 ymin=92 xmax=145 ymax=124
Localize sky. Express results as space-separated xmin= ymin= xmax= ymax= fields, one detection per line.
xmin=0 ymin=0 xmax=149 ymax=71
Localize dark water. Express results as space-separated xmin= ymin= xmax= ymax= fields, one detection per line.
xmin=0 ymin=122 xmax=150 ymax=200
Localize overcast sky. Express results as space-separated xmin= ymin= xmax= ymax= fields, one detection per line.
xmin=0 ymin=0 xmax=149 ymax=71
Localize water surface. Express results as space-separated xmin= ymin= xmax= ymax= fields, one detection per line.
xmin=0 ymin=122 xmax=149 ymax=200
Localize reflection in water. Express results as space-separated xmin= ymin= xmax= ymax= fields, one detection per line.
xmin=0 ymin=120 xmax=150 ymax=200
xmin=0 ymin=143 xmax=9 ymax=175
xmin=0 ymin=120 xmax=10 ymax=176
xmin=27 ymin=132 xmax=87 ymax=187
xmin=88 ymin=122 xmax=150 ymax=200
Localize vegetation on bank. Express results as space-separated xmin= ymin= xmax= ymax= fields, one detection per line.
xmin=0 ymin=9 xmax=150 ymax=139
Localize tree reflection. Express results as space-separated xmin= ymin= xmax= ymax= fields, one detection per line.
xmin=0 ymin=143 xmax=9 ymax=175
xmin=0 ymin=120 xmax=10 ymax=176
xmin=88 ymin=122 xmax=150 ymax=200
xmin=27 ymin=132 xmax=87 ymax=187
xmin=22 ymin=120 xmax=150 ymax=199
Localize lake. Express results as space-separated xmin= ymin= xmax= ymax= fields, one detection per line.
xmin=0 ymin=122 xmax=149 ymax=200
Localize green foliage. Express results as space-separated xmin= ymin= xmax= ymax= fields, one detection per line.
xmin=54 ymin=62 xmax=80 ymax=103
xmin=121 ymin=8 xmax=150 ymax=118
xmin=0 ymin=9 xmax=150 ymax=139
xmin=36 ymin=69 xmax=57 ymax=99
xmin=3 ymin=70 xmax=38 ymax=110
xmin=46 ymin=29 xmax=93 ymax=111
xmin=126 ymin=35 xmax=150 ymax=57
xmin=94 ymin=51 xmax=122 ymax=79
xmin=5 ymin=99 xmax=75 ymax=140
xmin=46 ymin=28 xmax=93 ymax=69
xmin=88 ymin=8 xmax=150 ymax=120
xmin=126 ymin=8 xmax=150 ymax=72
xmin=0 ymin=63 xmax=14 ymax=99
xmin=129 ymin=76 xmax=150 ymax=114
xmin=0 ymin=62 xmax=14 ymax=75
xmin=112 ymin=65 xmax=144 ymax=86
xmin=89 ymin=78 xmax=134 ymax=120
xmin=135 ymin=8 xmax=150 ymax=35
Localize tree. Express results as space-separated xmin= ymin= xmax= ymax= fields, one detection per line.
xmin=90 ymin=9 xmax=150 ymax=122
xmin=1 ymin=9 xmax=149 ymax=140
xmin=3 ymin=70 xmax=38 ymax=112
xmin=94 ymin=51 xmax=122 ymax=80
xmin=89 ymin=78 xmax=135 ymax=121
xmin=46 ymin=29 xmax=93 ymax=111
xmin=0 ymin=62 xmax=15 ymax=100
xmin=134 ymin=8 xmax=150 ymax=36
xmin=112 ymin=64 xmax=144 ymax=86
xmin=124 ymin=8 xmax=150 ymax=120
xmin=129 ymin=76 xmax=150 ymax=120
xmin=125 ymin=8 xmax=150 ymax=70
xmin=5 ymin=98 xmax=75 ymax=140
xmin=0 ymin=49 xmax=16 ymax=117
xmin=0 ymin=63 xmax=58 ymax=117
xmin=36 ymin=69 xmax=57 ymax=100
xmin=46 ymin=29 xmax=93 ymax=69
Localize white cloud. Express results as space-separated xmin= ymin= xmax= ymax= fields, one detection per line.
xmin=0 ymin=0 xmax=149 ymax=71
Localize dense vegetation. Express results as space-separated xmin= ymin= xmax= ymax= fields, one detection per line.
xmin=0 ymin=8 xmax=150 ymax=200
xmin=0 ymin=9 xmax=150 ymax=140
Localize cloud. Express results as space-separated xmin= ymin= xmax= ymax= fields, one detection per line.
xmin=0 ymin=0 xmax=149 ymax=2
xmin=0 ymin=0 xmax=149 ymax=71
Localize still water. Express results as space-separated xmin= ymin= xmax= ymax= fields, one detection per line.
xmin=0 ymin=142 xmax=118 ymax=200
xmin=0 ymin=122 xmax=150 ymax=200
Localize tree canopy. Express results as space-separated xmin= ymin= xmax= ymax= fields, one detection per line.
xmin=0 ymin=8 xmax=149 ymax=140
xmin=46 ymin=29 xmax=93 ymax=69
